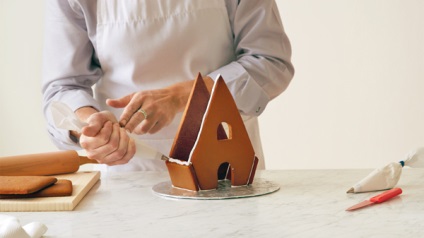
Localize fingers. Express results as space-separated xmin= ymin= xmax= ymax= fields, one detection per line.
xmin=124 ymin=109 xmax=149 ymax=133
xmin=117 ymin=92 xmax=152 ymax=127
xmin=120 ymin=98 xmax=141 ymax=127
xmin=107 ymin=132 xmax=136 ymax=166
xmin=126 ymin=104 xmax=171 ymax=135
xmin=132 ymin=117 xmax=162 ymax=135
xmin=82 ymin=111 xmax=117 ymax=137
xmin=109 ymin=88 xmax=180 ymax=135
xmin=95 ymin=125 xmax=134 ymax=166
xmin=81 ymin=120 xmax=104 ymax=137
xmin=107 ymin=93 xmax=138 ymax=127
xmin=80 ymin=121 xmax=113 ymax=149
xmin=80 ymin=122 xmax=119 ymax=157
xmin=143 ymin=120 xmax=163 ymax=134
xmin=81 ymin=122 xmax=135 ymax=166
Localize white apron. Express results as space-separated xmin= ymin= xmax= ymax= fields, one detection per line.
xmin=94 ymin=0 xmax=265 ymax=171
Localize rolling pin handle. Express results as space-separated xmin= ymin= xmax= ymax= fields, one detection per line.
xmin=79 ymin=156 xmax=98 ymax=165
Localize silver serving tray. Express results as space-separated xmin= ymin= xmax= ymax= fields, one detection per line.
xmin=152 ymin=178 xmax=280 ymax=200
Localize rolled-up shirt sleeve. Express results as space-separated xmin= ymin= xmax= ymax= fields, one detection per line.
xmin=41 ymin=0 xmax=101 ymax=149
xmin=208 ymin=0 xmax=294 ymax=116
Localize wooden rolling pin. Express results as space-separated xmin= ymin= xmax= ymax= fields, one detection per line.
xmin=0 ymin=150 xmax=97 ymax=176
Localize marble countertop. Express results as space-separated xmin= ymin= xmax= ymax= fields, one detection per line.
xmin=6 ymin=169 xmax=424 ymax=237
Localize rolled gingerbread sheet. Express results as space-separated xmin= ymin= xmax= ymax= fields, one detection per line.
xmin=0 ymin=150 xmax=97 ymax=176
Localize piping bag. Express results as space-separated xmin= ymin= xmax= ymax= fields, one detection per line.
xmin=50 ymin=101 xmax=170 ymax=161
xmin=347 ymin=147 xmax=424 ymax=193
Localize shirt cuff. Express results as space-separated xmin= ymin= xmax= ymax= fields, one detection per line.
xmin=208 ymin=62 xmax=270 ymax=116
xmin=57 ymin=90 xmax=101 ymax=112
xmin=46 ymin=125 xmax=82 ymax=150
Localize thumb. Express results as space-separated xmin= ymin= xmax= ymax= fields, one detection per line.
xmin=81 ymin=123 xmax=102 ymax=137
xmin=81 ymin=116 xmax=110 ymax=137
xmin=106 ymin=94 xmax=133 ymax=108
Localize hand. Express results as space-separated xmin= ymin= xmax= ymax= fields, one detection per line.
xmin=107 ymin=80 xmax=195 ymax=135
xmin=79 ymin=111 xmax=136 ymax=166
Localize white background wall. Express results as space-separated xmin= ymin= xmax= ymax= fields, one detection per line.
xmin=1 ymin=0 xmax=424 ymax=170
xmin=0 ymin=0 xmax=58 ymax=156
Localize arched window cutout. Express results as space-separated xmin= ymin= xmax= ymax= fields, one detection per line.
xmin=217 ymin=122 xmax=232 ymax=140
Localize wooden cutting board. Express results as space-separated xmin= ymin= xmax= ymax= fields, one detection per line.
xmin=0 ymin=171 xmax=100 ymax=212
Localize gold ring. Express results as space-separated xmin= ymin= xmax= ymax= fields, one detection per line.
xmin=138 ymin=108 xmax=148 ymax=120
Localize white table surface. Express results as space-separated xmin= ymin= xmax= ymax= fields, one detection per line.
xmin=5 ymin=168 xmax=424 ymax=237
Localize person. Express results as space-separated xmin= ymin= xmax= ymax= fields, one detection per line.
xmin=42 ymin=0 xmax=294 ymax=172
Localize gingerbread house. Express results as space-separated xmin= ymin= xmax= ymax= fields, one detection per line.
xmin=166 ymin=74 xmax=258 ymax=191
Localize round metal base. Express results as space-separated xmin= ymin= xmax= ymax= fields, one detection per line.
xmin=152 ymin=178 xmax=280 ymax=200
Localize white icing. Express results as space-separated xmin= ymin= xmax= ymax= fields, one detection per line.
xmin=168 ymin=158 xmax=191 ymax=166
